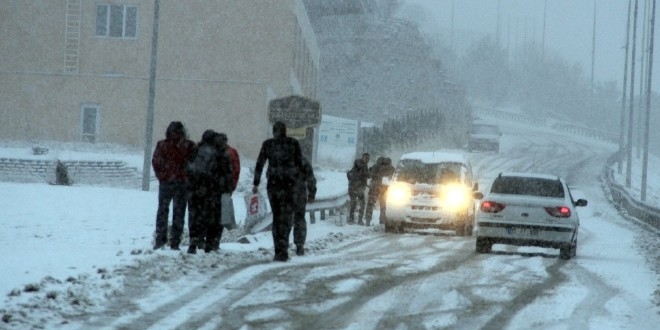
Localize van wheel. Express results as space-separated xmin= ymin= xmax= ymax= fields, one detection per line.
xmin=384 ymin=220 xmax=398 ymax=233
xmin=476 ymin=237 xmax=492 ymax=253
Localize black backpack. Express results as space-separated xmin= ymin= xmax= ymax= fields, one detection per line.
xmin=186 ymin=144 xmax=217 ymax=180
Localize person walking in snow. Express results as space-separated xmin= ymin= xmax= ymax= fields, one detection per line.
xmin=218 ymin=133 xmax=240 ymax=193
xmin=365 ymin=156 xmax=395 ymax=225
xmin=292 ymin=156 xmax=316 ymax=256
xmin=252 ymin=121 xmax=304 ymax=262
xmin=151 ymin=121 xmax=196 ymax=250
xmin=347 ymin=152 xmax=370 ymax=225
xmin=185 ymin=130 xmax=234 ymax=254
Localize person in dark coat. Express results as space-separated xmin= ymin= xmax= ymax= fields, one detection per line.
xmin=292 ymin=157 xmax=316 ymax=256
xmin=347 ymin=152 xmax=370 ymax=225
xmin=186 ymin=130 xmax=234 ymax=254
xmin=365 ymin=156 xmax=395 ymax=225
xmin=218 ymin=133 xmax=240 ymax=193
xmin=252 ymin=121 xmax=304 ymax=262
xmin=54 ymin=159 xmax=72 ymax=186
xmin=151 ymin=121 xmax=196 ymax=250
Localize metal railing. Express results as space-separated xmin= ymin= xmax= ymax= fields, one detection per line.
xmin=603 ymin=153 xmax=660 ymax=231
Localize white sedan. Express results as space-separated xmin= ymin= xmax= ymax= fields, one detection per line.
xmin=474 ymin=172 xmax=587 ymax=259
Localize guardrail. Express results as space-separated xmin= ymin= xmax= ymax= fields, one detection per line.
xmin=240 ymin=190 xmax=349 ymax=237
xmin=603 ymin=153 xmax=660 ymax=231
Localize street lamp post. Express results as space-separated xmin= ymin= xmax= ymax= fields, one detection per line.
xmin=142 ymin=0 xmax=160 ymax=191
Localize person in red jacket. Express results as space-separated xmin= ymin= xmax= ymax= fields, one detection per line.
xmin=218 ymin=133 xmax=240 ymax=193
xmin=151 ymin=121 xmax=196 ymax=250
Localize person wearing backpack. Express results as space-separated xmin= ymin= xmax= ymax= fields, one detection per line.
xmin=151 ymin=121 xmax=196 ymax=250
xmin=365 ymin=156 xmax=395 ymax=226
xmin=186 ymin=130 xmax=233 ymax=254
xmin=252 ymin=121 xmax=304 ymax=262
xmin=347 ymin=153 xmax=370 ymax=225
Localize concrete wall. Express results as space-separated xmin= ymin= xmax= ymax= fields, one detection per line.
xmin=0 ymin=0 xmax=319 ymax=160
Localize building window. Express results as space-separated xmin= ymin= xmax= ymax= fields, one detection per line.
xmin=81 ymin=105 xmax=100 ymax=143
xmin=96 ymin=4 xmax=137 ymax=38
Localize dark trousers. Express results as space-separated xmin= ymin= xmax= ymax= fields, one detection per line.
xmin=348 ymin=189 xmax=365 ymax=223
xmin=267 ymin=185 xmax=295 ymax=258
xmin=188 ymin=189 xmax=224 ymax=250
xmin=155 ymin=181 xmax=188 ymax=246
xmin=365 ymin=186 xmax=387 ymax=223
xmin=293 ymin=195 xmax=307 ymax=247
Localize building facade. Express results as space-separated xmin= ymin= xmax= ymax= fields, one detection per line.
xmin=0 ymin=0 xmax=319 ymax=158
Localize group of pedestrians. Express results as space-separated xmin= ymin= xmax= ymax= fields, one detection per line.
xmin=346 ymin=153 xmax=395 ymax=226
xmin=151 ymin=120 xmax=316 ymax=262
xmin=151 ymin=122 xmax=239 ymax=254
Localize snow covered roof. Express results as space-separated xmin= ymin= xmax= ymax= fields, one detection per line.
xmin=498 ymin=172 xmax=562 ymax=181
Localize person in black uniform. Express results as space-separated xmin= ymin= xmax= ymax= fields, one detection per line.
xmin=252 ymin=121 xmax=304 ymax=262
xmin=292 ymin=156 xmax=316 ymax=256
xmin=347 ymin=153 xmax=370 ymax=225
xmin=186 ymin=130 xmax=233 ymax=254
xmin=365 ymin=156 xmax=395 ymax=225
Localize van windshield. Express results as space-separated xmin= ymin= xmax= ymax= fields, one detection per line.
xmin=394 ymin=160 xmax=464 ymax=184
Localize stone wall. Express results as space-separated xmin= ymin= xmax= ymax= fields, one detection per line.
xmin=0 ymin=158 xmax=142 ymax=188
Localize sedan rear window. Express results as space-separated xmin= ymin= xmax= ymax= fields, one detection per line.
xmin=490 ymin=177 xmax=564 ymax=198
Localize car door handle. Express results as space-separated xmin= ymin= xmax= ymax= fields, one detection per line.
xmin=521 ymin=213 xmax=529 ymax=217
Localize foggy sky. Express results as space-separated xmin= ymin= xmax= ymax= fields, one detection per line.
xmin=400 ymin=0 xmax=656 ymax=89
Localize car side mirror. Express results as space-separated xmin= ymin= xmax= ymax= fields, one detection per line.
xmin=574 ymin=199 xmax=588 ymax=207
xmin=473 ymin=191 xmax=483 ymax=200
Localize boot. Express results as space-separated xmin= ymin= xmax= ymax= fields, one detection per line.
xmin=296 ymin=244 xmax=305 ymax=256
xmin=187 ymin=238 xmax=198 ymax=254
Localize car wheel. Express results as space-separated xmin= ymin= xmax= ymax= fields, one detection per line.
xmin=559 ymin=246 xmax=572 ymax=259
xmin=476 ymin=237 xmax=492 ymax=253
xmin=560 ymin=238 xmax=578 ymax=260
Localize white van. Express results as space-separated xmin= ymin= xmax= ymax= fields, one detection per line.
xmin=384 ymin=151 xmax=481 ymax=236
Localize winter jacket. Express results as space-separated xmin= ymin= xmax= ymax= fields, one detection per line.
xmin=347 ymin=159 xmax=369 ymax=193
xmin=152 ymin=122 xmax=196 ymax=183
xmin=186 ymin=133 xmax=234 ymax=195
xmin=295 ymin=157 xmax=317 ymax=202
xmin=227 ymin=144 xmax=240 ymax=192
xmin=253 ymin=135 xmax=303 ymax=189
xmin=368 ymin=157 xmax=395 ymax=195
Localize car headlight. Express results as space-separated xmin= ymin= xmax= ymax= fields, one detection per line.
xmin=440 ymin=184 xmax=471 ymax=211
xmin=387 ymin=182 xmax=411 ymax=206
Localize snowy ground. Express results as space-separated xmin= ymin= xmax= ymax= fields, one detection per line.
xmin=1 ymin=124 xmax=660 ymax=329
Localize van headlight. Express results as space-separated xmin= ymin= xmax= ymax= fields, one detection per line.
xmin=387 ymin=182 xmax=411 ymax=206
xmin=440 ymin=184 xmax=471 ymax=211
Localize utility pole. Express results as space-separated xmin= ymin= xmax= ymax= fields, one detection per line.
xmin=626 ymin=0 xmax=639 ymax=188
xmin=142 ymin=0 xmax=161 ymax=191
xmin=619 ymin=0 xmax=632 ymax=174
xmin=590 ymin=0 xmax=596 ymax=104
xmin=542 ymin=0 xmax=547 ymax=62
xmin=496 ymin=0 xmax=501 ymax=44
xmin=451 ymin=1 xmax=455 ymax=53
xmin=591 ymin=0 xmax=597 ymax=105
xmin=637 ymin=0 xmax=650 ymax=159
xmin=641 ymin=0 xmax=656 ymax=201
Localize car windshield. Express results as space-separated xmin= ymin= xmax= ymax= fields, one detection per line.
xmin=490 ymin=176 xmax=565 ymax=198
xmin=471 ymin=124 xmax=500 ymax=135
xmin=394 ymin=160 xmax=464 ymax=184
